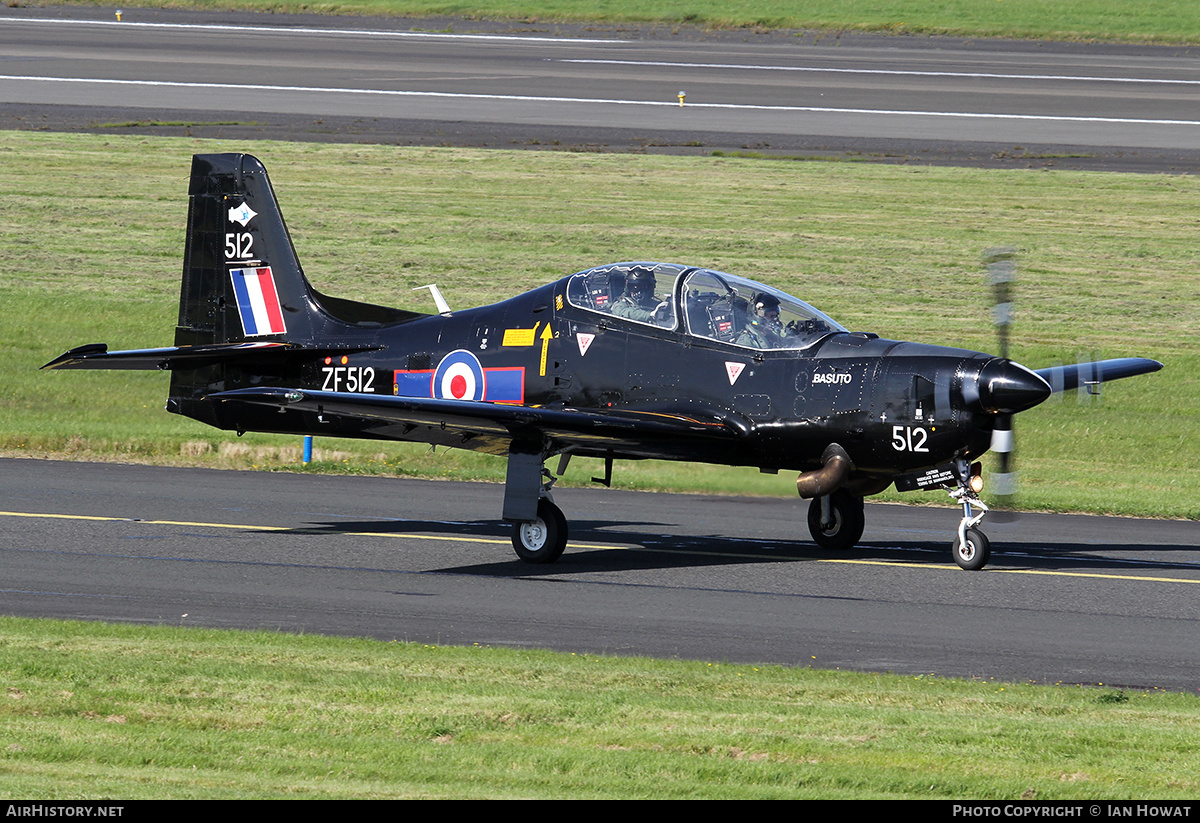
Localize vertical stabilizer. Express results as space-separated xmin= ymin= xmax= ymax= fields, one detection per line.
xmin=169 ymin=153 xmax=322 ymax=424
xmin=176 ymin=153 xmax=317 ymax=348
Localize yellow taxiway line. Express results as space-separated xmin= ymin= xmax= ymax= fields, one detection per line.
xmin=2 ymin=510 xmax=1197 ymax=585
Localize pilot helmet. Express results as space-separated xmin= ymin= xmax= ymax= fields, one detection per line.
xmin=753 ymin=292 xmax=781 ymax=319
xmin=626 ymin=268 xmax=657 ymax=300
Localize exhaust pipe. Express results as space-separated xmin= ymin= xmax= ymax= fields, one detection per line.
xmin=796 ymin=443 xmax=853 ymax=499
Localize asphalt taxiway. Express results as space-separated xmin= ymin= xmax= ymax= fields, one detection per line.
xmin=3 ymin=458 xmax=1198 ymax=690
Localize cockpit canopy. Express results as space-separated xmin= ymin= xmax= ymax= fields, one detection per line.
xmin=564 ymin=262 xmax=846 ymax=350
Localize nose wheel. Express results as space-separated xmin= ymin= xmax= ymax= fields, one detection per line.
xmin=951 ymin=526 xmax=990 ymax=571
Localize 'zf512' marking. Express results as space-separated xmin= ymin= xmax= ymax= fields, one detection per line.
xmin=322 ymin=366 xmax=376 ymax=393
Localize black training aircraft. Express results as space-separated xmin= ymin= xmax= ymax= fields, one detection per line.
xmin=44 ymin=154 xmax=1162 ymax=570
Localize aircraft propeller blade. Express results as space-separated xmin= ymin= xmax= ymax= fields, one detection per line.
xmin=984 ymin=247 xmax=1020 ymax=514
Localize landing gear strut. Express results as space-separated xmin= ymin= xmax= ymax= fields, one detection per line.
xmin=948 ymin=458 xmax=990 ymax=570
xmin=506 ymin=453 xmax=569 ymax=563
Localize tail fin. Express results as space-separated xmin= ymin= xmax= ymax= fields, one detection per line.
xmin=177 ymin=153 xmax=422 ymax=346
xmin=165 ymin=154 xmax=420 ymax=426
xmin=176 ymin=153 xmax=315 ymax=347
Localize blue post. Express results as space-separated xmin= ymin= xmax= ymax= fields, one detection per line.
xmin=303 ymin=436 xmax=313 ymax=464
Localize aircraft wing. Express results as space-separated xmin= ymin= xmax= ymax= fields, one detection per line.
xmin=212 ymin=387 xmax=750 ymax=453
xmin=1035 ymin=357 xmax=1162 ymax=394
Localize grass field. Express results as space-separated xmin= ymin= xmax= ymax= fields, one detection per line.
xmin=35 ymin=0 xmax=1200 ymax=44
xmin=2 ymin=617 xmax=1198 ymax=799
xmin=1 ymin=131 xmax=1192 ymax=517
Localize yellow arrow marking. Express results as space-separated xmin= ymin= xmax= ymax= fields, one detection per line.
xmin=539 ymin=323 xmax=554 ymax=376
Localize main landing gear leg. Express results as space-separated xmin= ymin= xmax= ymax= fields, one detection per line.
xmin=948 ymin=458 xmax=990 ymax=570
xmin=504 ymin=448 xmax=568 ymax=564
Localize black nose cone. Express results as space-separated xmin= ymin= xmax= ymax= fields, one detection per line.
xmin=977 ymin=359 xmax=1052 ymax=414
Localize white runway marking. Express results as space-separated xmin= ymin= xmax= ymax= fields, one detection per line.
xmin=3 ymin=75 xmax=1198 ymax=127
xmin=0 ymin=16 xmax=629 ymax=44
xmin=561 ymin=58 xmax=1200 ymax=87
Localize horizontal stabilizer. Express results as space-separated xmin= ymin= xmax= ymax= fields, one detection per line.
xmin=1035 ymin=357 xmax=1162 ymax=394
xmin=42 ymin=342 xmax=381 ymax=371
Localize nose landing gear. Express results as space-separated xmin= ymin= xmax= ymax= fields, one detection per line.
xmin=948 ymin=458 xmax=990 ymax=570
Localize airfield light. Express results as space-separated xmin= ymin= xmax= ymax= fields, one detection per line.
xmin=678 ymin=91 xmax=686 ymax=106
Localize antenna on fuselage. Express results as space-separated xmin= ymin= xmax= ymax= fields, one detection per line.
xmin=413 ymin=284 xmax=452 ymax=315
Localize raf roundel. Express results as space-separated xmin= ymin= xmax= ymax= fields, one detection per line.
xmin=433 ymin=350 xmax=487 ymax=401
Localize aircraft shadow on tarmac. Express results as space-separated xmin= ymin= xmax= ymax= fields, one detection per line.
xmin=270 ymin=517 xmax=1199 ymax=577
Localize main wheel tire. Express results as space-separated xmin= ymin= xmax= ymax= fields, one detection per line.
xmin=512 ymin=498 xmax=568 ymax=564
xmin=952 ymin=527 xmax=990 ymax=570
xmin=806 ymin=490 xmax=865 ymax=551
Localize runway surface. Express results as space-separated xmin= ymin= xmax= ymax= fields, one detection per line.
xmin=3 ymin=458 xmax=1199 ymax=690
xmin=2 ymin=7 xmax=1199 ymax=171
